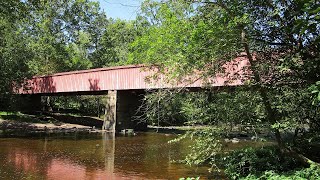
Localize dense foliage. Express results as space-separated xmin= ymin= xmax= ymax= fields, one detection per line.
xmin=223 ymin=146 xmax=306 ymax=179
xmin=1 ymin=0 xmax=320 ymax=179
xmin=131 ymin=0 xmax=320 ymax=179
xmin=243 ymin=165 xmax=320 ymax=180
xmin=0 ymin=0 xmax=136 ymax=111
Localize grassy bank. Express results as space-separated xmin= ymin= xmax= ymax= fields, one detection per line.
xmin=0 ymin=111 xmax=49 ymax=123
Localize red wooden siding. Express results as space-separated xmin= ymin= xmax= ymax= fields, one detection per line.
xmin=16 ymin=56 xmax=251 ymax=94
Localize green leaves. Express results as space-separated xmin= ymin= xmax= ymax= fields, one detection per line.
xmin=309 ymin=81 xmax=320 ymax=106
xmin=22 ymin=0 xmax=107 ymax=74
xmin=223 ymin=146 xmax=308 ymax=179
xmin=179 ymin=177 xmax=200 ymax=180
xmin=91 ymin=19 xmax=137 ymax=68
xmin=135 ymin=2 xmax=320 ymax=177
xmin=130 ymin=0 xmax=242 ymax=80
xmin=0 ymin=7 xmax=33 ymax=109
xmin=182 ymin=128 xmax=223 ymax=166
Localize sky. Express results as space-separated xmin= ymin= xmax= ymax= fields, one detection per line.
xmin=97 ymin=0 xmax=144 ymax=20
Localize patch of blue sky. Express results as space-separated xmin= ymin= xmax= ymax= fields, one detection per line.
xmin=97 ymin=0 xmax=144 ymax=20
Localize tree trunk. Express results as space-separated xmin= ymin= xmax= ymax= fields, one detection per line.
xmin=241 ymin=29 xmax=319 ymax=166
xmin=241 ymin=29 xmax=283 ymax=147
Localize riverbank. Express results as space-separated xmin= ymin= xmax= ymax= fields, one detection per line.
xmin=0 ymin=112 xmax=102 ymax=137
xmin=0 ymin=118 xmax=95 ymax=131
xmin=0 ymin=111 xmax=272 ymax=141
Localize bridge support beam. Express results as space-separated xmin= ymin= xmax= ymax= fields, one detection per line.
xmin=103 ymin=90 xmax=147 ymax=132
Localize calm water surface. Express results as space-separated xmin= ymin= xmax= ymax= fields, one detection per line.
xmin=0 ymin=132 xmax=216 ymax=180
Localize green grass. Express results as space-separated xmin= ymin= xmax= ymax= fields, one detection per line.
xmin=0 ymin=111 xmax=43 ymax=123
xmin=0 ymin=111 xmax=19 ymax=116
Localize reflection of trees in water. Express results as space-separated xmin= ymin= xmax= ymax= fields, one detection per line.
xmin=1 ymin=139 xmax=54 ymax=179
xmin=142 ymin=133 xmax=193 ymax=179
xmin=0 ymin=135 xmax=116 ymax=179
xmin=0 ymin=133 xmax=211 ymax=179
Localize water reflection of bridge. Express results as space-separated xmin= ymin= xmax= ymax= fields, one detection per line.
xmin=16 ymin=57 xmax=250 ymax=131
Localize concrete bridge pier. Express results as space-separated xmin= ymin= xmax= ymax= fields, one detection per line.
xmin=103 ymin=90 xmax=147 ymax=132
xmin=103 ymin=90 xmax=117 ymax=131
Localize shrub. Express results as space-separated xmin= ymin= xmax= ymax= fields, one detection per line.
xmin=243 ymin=164 xmax=320 ymax=180
xmin=223 ymin=146 xmax=305 ymax=179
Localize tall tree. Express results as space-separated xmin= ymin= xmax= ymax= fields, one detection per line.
xmin=91 ymin=19 xmax=137 ymax=67
xmin=0 ymin=0 xmax=32 ymax=109
xmin=24 ymin=0 xmax=108 ymax=74
xmin=130 ymin=0 xmax=320 ymax=166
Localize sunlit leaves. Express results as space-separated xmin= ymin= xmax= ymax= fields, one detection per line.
xmin=309 ymin=81 xmax=320 ymax=106
xmin=0 ymin=7 xmax=32 ymax=109
xmin=136 ymin=0 xmax=320 ymax=173
xmin=182 ymin=128 xmax=223 ymax=166
xmin=91 ymin=19 xmax=137 ymax=67
xmin=23 ymin=0 xmax=107 ymax=74
xmin=130 ymin=0 xmax=243 ymax=80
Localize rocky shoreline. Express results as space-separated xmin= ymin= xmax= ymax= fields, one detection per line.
xmin=0 ymin=119 xmax=103 ymax=137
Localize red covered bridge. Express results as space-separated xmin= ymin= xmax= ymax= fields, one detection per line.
xmin=16 ymin=56 xmax=251 ymax=131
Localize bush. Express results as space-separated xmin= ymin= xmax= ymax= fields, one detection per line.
xmin=223 ymin=146 xmax=306 ymax=179
xmin=244 ymin=164 xmax=320 ymax=180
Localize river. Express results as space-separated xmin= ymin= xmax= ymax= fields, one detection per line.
xmin=0 ymin=132 xmax=217 ymax=180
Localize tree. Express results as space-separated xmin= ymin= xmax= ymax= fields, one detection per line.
xmin=0 ymin=0 xmax=33 ymax=110
xmin=24 ymin=0 xmax=107 ymax=74
xmin=91 ymin=19 xmax=137 ymax=67
xmin=0 ymin=0 xmax=110 ymax=110
xmin=130 ymin=0 xmax=320 ymax=170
